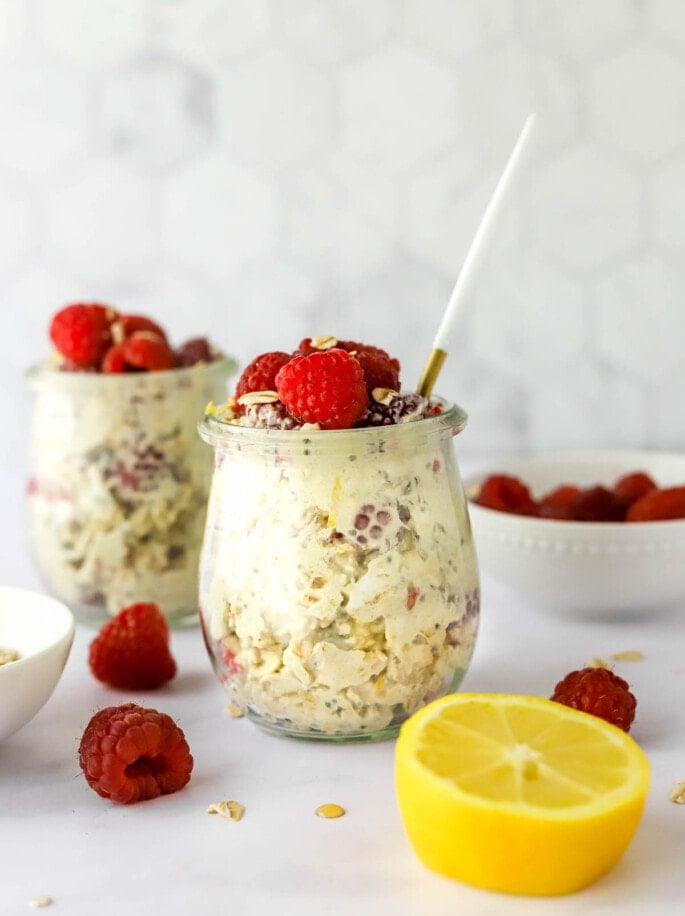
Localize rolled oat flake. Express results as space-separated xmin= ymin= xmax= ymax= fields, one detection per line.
xmin=315 ymin=803 xmax=346 ymax=819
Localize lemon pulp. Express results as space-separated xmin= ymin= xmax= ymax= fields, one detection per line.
xmin=395 ymin=693 xmax=650 ymax=896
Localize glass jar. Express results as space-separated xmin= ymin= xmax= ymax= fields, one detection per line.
xmin=26 ymin=357 xmax=235 ymax=627
xmin=198 ymin=400 xmax=479 ymax=742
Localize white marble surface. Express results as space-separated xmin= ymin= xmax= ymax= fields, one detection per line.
xmin=1 ymin=464 xmax=684 ymax=916
xmin=4 ymin=0 xmax=685 ymax=474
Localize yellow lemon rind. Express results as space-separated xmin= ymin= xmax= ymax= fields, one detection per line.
xmin=395 ymin=693 xmax=650 ymax=897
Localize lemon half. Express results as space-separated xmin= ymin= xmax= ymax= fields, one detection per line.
xmin=395 ymin=693 xmax=650 ymax=896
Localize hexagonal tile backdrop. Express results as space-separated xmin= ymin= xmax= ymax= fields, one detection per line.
xmin=3 ymin=0 xmax=685 ymax=471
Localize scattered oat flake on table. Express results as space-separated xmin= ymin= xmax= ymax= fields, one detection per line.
xmin=29 ymin=896 xmax=52 ymax=908
xmin=315 ymin=803 xmax=346 ymax=819
xmin=207 ymin=800 xmax=245 ymax=821
xmin=0 ymin=645 xmax=20 ymax=666
xmin=611 ymin=650 xmax=644 ymax=662
xmin=225 ymin=703 xmax=244 ymax=718
xmin=670 ymin=781 xmax=685 ymax=804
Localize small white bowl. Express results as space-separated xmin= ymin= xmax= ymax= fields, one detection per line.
xmin=0 ymin=586 xmax=75 ymax=742
xmin=465 ymin=450 xmax=685 ymax=615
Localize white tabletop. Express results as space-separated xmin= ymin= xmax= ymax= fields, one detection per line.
xmin=1 ymin=465 xmax=684 ymax=916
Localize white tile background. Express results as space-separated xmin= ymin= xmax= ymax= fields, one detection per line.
xmin=2 ymin=0 xmax=685 ymax=470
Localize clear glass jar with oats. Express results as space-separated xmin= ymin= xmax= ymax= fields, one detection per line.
xmin=198 ymin=399 xmax=480 ymax=741
xmin=26 ymin=358 xmax=235 ymax=627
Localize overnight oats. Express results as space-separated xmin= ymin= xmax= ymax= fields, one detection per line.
xmin=27 ymin=303 xmax=235 ymax=626
xmin=198 ymin=336 xmax=479 ymax=741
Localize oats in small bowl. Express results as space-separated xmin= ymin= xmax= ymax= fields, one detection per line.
xmin=0 ymin=586 xmax=75 ymax=742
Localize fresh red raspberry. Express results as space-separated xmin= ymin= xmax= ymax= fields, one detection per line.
xmin=176 ymin=336 xmax=215 ymax=367
xmin=276 ymin=348 xmax=368 ymax=430
xmin=297 ymin=338 xmax=401 ymax=393
xmin=101 ymin=342 xmax=128 ymax=373
xmin=538 ymin=484 xmax=580 ymax=520
xmin=88 ymin=602 xmax=177 ymax=690
xmin=115 ymin=313 xmax=169 ymax=343
xmin=78 ymin=704 xmax=193 ymax=804
xmin=475 ymin=474 xmax=538 ymax=516
xmin=122 ymin=331 xmax=177 ymax=371
xmin=626 ymin=486 xmax=685 ymax=521
xmin=551 ymin=666 xmax=637 ymax=731
xmin=613 ymin=471 xmax=656 ymax=506
xmin=572 ymin=485 xmax=626 ymax=522
xmin=50 ymin=303 xmax=117 ymax=368
xmin=235 ymin=351 xmax=292 ymax=399
xmin=339 ymin=340 xmax=401 ymax=393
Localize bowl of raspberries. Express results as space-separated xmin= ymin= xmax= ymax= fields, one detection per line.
xmin=465 ymin=450 xmax=685 ymax=615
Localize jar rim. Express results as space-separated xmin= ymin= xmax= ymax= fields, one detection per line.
xmin=25 ymin=355 xmax=237 ymax=391
xmin=199 ymin=396 xmax=467 ymax=451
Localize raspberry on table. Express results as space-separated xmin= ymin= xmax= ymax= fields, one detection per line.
xmin=50 ymin=303 xmax=117 ymax=368
xmin=235 ymin=351 xmax=292 ymax=400
xmin=626 ymin=486 xmax=685 ymax=521
xmin=475 ymin=474 xmax=538 ymax=516
xmin=122 ymin=331 xmax=177 ymax=372
xmin=78 ymin=703 xmax=193 ymax=804
xmin=275 ymin=348 xmax=368 ymax=430
xmin=88 ymin=602 xmax=177 ymax=690
xmin=551 ymin=666 xmax=637 ymax=732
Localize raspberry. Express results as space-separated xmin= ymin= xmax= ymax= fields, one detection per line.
xmin=275 ymin=348 xmax=368 ymax=430
xmin=297 ymin=338 xmax=401 ymax=393
xmin=613 ymin=471 xmax=656 ymax=506
xmin=50 ymin=303 xmax=116 ymax=368
xmin=538 ymin=485 xmax=580 ymax=520
xmin=235 ymin=351 xmax=291 ymax=399
xmin=626 ymin=486 xmax=685 ymax=521
xmin=551 ymin=666 xmax=637 ymax=731
xmin=88 ymin=602 xmax=177 ymax=690
xmin=101 ymin=342 xmax=128 ymax=373
xmin=122 ymin=331 xmax=177 ymax=372
xmin=572 ymin=486 xmax=626 ymax=522
xmin=476 ymin=474 xmax=537 ymax=516
xmin=78 ymin=704 xmax=193 ymax=804
xmin=176 ymin=336 xmax=215 ymax=367
xmin=115 ymin=313 xmax=169 ymax=343
xmin=338 ymin=340 xmax=401 ymax=392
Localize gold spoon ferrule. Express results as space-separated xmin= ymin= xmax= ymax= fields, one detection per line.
xmin=416 ymin=347 xmax=447 ymax=399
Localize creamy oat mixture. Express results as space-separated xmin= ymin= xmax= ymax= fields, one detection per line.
xmin=200 ymin=403 xmax=479 ymax=738
xmin=27 ymin=360 xmax=232 ymax=621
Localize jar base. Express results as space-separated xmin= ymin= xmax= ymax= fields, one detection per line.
xmin=244 ymin=708 xmax=401 ymax=744
xmin=67 ymin=599 xmax=199 ymax=630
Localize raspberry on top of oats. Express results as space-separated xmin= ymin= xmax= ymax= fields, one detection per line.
xmin=276 ymin=348 xmax=368 ymax=430
xmin=48 ymin=302 xmax=219 ymax=373
xmin=216 ymin=334 xmax=438 ymax=431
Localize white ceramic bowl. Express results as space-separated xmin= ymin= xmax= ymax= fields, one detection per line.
xmin=465 ymin=450 xmax=685 ymax=615
xmin=0 ymin=586 xmax=75 ymax=742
